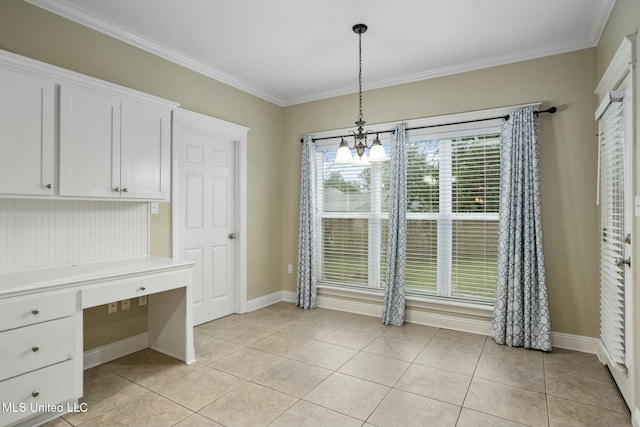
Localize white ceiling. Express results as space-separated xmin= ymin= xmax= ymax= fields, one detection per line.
xmin=27 ymin=0 xmax=615 ymax=106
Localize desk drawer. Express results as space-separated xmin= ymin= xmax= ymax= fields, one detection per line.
xmin=81 ymin=269 xmax=191 ymax=309
xmin=0 ymin=359 xmax=79 ymax=426
xmin=0 ymin=291 xmax=76 ymax=332
xmin=0 ymin=316 xmax=77 ymax=381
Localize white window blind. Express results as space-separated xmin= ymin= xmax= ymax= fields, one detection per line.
xmin=599 ymin=97 xmax=626 ymax=366
xmin=404 ymin=132 xmax=500 ymax=300
xmin=314 ymin=125 xmax=500 ymax=303
xmin=316 ymin=148 xmax=385 ymax=287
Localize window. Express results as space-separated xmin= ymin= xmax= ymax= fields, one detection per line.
xmin=316 ymin=123 xmax=500 ymax=303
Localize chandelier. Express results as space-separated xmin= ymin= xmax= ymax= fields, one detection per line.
xmin=335 ymin=24 xmax=388 ymax=164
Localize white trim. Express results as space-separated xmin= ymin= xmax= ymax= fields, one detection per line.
xmin=285 ymin=41 xmax=598 ymax=106
xmin=552 ymin=332 xmax=600 ymax=354
xmin=406 ymin=309 xmax=492 ymax=336
xmin=171 ymin=108 xmax=249 ymax=319
xmin=243 ymin=287 xmax=598 ymax=354
xmin=316 ymin=285 xmax=492 ymax=318
xmin=595 ymin=35 xmax=637 ymax=99
xmin=23 ymin=0 xmax=615 ymax=107
xmin=172 ymin=109 xmax=249 ymax=141
xmin=246 ymin=290 xmax=295 ymax=312
xmin=236 ymin=136 xmax=249 ymax=314
xmin=633 ymin=409 xmax=640 ymax=427
xmin=83 ymin=332 xmax=148 ymax=369
xmin=23 ymin=0 xmax=282 ymax=106
xmin=282 ymin=290 xmax=296 ymax=303
xmin=0 ymin=49 xmax=178 ymax=109
xmin=315 ymin=289 xmax=599 ymax=353
xmin=595 ymin=34 xmax=637 ymax=411
xmin=587 ymin=1 xmax=617 ymax=46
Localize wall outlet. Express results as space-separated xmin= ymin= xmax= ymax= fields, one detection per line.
xmin=139 ymin=295 xmax=148 ymax=306
xmin=287 ymin=264 xmax=293 ymax=274
xmin=150 ymin=202 xmax=159 ymax=215
xmin=108 ymin=302 xmax=118 ymax=314
xmin=121 ymin=299 xmax=130 ymax=310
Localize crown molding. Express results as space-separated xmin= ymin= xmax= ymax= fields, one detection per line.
xmin=283 ymin=35 xmax=598 ymax=106
xmin=587 ymin=0 xmax=617 ymax=45
xmin=26 ymin=0 xmax=614 ymax=108
xmin=24 ymin=0 xmax=285 ymax=106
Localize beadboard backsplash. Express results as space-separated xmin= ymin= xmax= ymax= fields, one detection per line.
xmin=0 ymin=199 xmax=149 ymax=272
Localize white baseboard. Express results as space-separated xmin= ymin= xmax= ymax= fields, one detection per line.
xmin=315 ymin=291 xmax=598 ymax=354
xmin=281 ymin=290 xmax=296 ymax=303
xmin=83 ymin=333 xmax=148 ymax=369
xmin=633 ymin=408 xmax=640 ymax=427
xmin=405 ymin=309 xmax=492 ymax=336
xmin=552 ymin=331 xmax=600 ymax=354
xmin=246 ymin=290 xmax=296 ymax=311
xmin=247 ymin=288 xmax=599 ymax=354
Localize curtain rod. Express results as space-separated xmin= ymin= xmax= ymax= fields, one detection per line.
xmin=299 ymin=106 xmax=557 ymax=143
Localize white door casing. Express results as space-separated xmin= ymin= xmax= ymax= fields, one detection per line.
xmin=172 ymin=109 xmax=248 ymax=325
xmin=595 ymin=34 xmax=636 ymax=411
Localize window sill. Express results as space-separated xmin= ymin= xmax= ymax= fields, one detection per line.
xmin=316 ymin=284 xmax=494 ymax=318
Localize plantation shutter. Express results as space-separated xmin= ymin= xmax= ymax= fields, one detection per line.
xmin=597 ymin=90 xmax=626 ymax=366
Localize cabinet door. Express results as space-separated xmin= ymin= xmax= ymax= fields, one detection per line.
xmin=120 ymin=101 xmax=170 ymax=200
xmin=59 ymin=85 xmax=121 ymax=198
xmin=0 ymin=69 xmax=55 ymax=196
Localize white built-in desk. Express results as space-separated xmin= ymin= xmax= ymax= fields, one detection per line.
xmin=0 ymin=257 xmax=195 ymax=427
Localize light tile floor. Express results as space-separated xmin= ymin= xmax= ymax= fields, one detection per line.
xmin=44 ymin=302 xmax=631 ymax=426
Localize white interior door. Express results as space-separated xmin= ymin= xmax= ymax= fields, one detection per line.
xmin=174 ymin=113 xmax=237 ymax=325
xmin=598 ymin=72 xmax=634 ymax=409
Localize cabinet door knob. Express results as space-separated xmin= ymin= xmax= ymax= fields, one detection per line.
xmin=31 ymin=309 xmax=39 ymax=315
xmin=122 ymin=188 xmax=128 ymax=193
xmin=114 ymin=187 xmax=120 ymax=192
xmin=32 ymin=346 xmax=40 ymax=352
xmin=140 ymin=286 xmax=146 ymax=291
xmin=31 ymin=391 xmax=39 ymax=398
xmin=45 ymin=184 xmax=52 ymax=189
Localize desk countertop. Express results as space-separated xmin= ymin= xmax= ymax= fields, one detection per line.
xmin=0 ymin=256 xmax=195 ymax=298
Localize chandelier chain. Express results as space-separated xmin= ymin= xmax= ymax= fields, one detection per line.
xmin=358 ymin=30 xmax=363 ymax=123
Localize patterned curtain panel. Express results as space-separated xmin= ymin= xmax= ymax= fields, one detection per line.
xmin=382 ymin=124 xmax=408 ymax=326
xmin=492 ymin=107 xmax=552 ymax=351
xmin=296 ymin=136 xmax=317 ymax=309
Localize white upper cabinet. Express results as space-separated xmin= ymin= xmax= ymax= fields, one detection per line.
xmin=60 ymin=87 xmax=172 ymax=201
xmin=0 ymin=68 xmax=55 ymax=196
xmin=59 ymin=85 xmax=121 ymax=198
xmin=0 ymin=49 xmax=178 ymax=201
xmin=120 ymin=101 xmax=170 ymax=200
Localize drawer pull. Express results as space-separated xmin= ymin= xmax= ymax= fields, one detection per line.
xmin=32 ymin=346 xmax=40 ymax=352
xmin=140 ymin=286 xmax=146 ymax=291
xmin=31 ymin=309 xmax=40 ymax=315
xmin=31 ymin=391 xmax=39 ymax=398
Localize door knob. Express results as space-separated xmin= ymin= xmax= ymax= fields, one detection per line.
xmin=615 ymin=257 xmax=631 ymax=268
xmin=228 ymin=233 xmax=237 ymax=240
